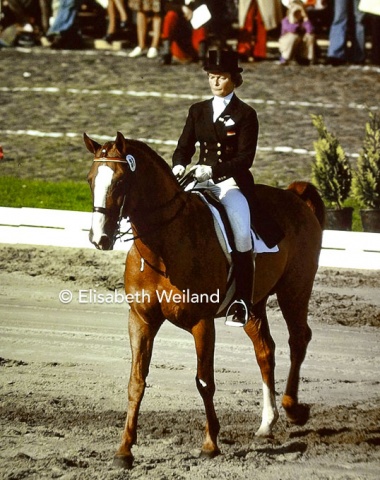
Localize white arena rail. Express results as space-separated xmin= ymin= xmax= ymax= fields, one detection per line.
xmin=0 ymin=207 xmax=379 ymax=270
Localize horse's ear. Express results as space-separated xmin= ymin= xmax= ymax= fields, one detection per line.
xmin=83 ymin=133 xmax=101 ymax=154
xmin=115 ymin=131 xmax=127 ymax=155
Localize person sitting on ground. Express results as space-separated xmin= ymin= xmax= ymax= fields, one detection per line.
xmin=0 ymin=0 xmax=43 ymax=46
xmin=279 ymin=0 xmax=316 ymax=65
xmin=161 ymin=0 xmax=209 ymax=65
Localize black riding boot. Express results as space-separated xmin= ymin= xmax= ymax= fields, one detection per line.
xmin=226 ymin=250 xmax=255 ymax=327
xmin=161 ymin=38 xmax=172 ymax=65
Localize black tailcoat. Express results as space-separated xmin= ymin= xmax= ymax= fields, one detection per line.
xmin=173 ymin=93 xmax=258 ymax=184
xmin=173 ymin=94 xmax=283 ymax=247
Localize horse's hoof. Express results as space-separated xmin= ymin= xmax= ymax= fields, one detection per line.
xmin=285 ymin=403 xmax=310 ymax=426
xmin=113 ymin=454 xmax=134 ymax=469
xmin=200 ymin=448 xmax=220 ymax=459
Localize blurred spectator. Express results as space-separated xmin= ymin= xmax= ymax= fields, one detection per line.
xmin=358 ymin=0 xmax=380 ymax=65
xmin=206 ymin=0 xmax=237 ymax=49
xmin=0 ymin=0 xmax=46 ymax=45
xmin=327 ymin=0 xmax=366 ymax=65
xmin=103 ymin=0 xmax=129 ymax=43
xmin=2 ymin=0 xmax=38 ymax=28
xmin=237 ymin=0 xmax=283 ymax=61
xmin=279 ymin=0 xmax=315 ymax=64
xmin=282 ymin=0 xmax=328 ymax=34
xmin=46 ymin=0 xmax=83 ymax=49
xmin=128 ymin=0 xmax=161 ymax=58
xmin=160 ymin=0 xmax=209 ymax=65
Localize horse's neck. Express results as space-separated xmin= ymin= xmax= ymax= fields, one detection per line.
xmin=129 ymin=177 xmax=185 ymax=247
xmin=130 ymin=190 xmax=196 ymax=263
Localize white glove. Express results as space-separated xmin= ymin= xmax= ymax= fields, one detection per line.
xmin=172 ymin=165 xmax=185 ymax=179
xmin=194 ymin=165 xmax=212 ymax=183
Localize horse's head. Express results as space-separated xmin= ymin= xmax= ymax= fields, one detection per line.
xmin=85 ymin=132 xmax=181 ymax=250
xmin=85 ymin=131 xmax=138 ymax=250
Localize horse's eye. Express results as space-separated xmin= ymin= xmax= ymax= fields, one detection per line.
xmin=114 ymin=179 xmax=124 ymax=190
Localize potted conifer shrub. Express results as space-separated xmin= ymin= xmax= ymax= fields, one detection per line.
xmin=311 ymin=114 xmax=353 ymax=230
xmin=352 ymin=112 xmax=380 ymax=232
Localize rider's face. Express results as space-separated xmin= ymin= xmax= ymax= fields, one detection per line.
xmin=208 ymin=72 xmax=235 ymax=98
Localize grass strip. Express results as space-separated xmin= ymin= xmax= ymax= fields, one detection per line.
xmin=0 ymin=177 xmax=92 ymax=211
xmin=0 ymin=177 xmax=363 ymax=231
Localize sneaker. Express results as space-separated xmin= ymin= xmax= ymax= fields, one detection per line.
xmin=128 ymin=46 xmax=146 ymax=58
xmin=147 ymin=47 xmax=158 ymax=59
xmin=225 ymin=299 xmax=249 ymax=327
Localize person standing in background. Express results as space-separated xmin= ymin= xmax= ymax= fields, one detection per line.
xmin=237 ymin=0 xmax=283 ymax=61
xmin=327 ymin=0 xmax=366 ymax=65
xmin=128 ymin=0 xmax=162 ymax=58
xmin=103 ymin=0 xmax=129 ymax=43
xmin=358 ymin=0 xmax=380 ymax=65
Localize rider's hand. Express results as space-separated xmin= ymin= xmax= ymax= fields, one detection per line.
xmin=194 ymin=165 xmax=212 ymax=183
xmin=172 ymin=165 xmax=186 ymax=179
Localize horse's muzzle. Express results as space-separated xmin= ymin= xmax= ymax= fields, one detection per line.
xmin=89 ymin=231 xmax=113 ymax=250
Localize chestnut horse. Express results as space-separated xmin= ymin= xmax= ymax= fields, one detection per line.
xmin=84 ymin=132 xmax=325 ymax=469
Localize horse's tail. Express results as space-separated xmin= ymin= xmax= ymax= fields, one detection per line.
xmin=287 ymin=181 xmax=326 ymax=229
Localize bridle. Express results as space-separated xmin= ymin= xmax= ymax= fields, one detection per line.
xmin=92 ymin=156 xmax=129 ymax=220
xmin=93 ymin=157 xmax=129 ymax=163
xmin=91 ymin=155 xmax=188 ymax=245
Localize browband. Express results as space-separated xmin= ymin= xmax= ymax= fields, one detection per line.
xmin=93 ymin=157 xmax=129 ymax=163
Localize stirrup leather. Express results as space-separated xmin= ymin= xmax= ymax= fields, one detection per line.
xmin=225 ymin=299 xmax=249 ymax=327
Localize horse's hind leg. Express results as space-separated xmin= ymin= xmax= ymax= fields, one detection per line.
xmin=114 ymin=308 xmax=164 ymax=469
xmin=191 ymin=318 xmax=221 ymax=458
xmin=244 ymin=298 xmax=279 ymax=437
xmin=276 ymin=281 xmax=313 ymax=426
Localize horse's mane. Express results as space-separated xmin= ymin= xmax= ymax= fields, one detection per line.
xmin=126 ymin=138 xmax=175 ymax=179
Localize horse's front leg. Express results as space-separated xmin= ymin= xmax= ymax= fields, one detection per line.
xmin=244 ymin=299 xmax=279 ymax=438
xmin=113 ymin=307 xmax=163 ymax=469
xmin=191 ymin=318 xmax=221 ymax=458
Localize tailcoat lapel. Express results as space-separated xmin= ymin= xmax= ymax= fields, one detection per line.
xmin=202 ymin=99 xmax=219 ymax=138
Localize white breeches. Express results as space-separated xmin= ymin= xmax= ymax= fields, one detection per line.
xmin=186 ymin=177 xmax=252 ymax=252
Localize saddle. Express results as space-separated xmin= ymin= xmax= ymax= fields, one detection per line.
xmin=194 ymin=188 xmax=279 ymax=256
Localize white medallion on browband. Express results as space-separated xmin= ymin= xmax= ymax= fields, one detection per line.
xmin=126 ymin=154 xmax=136 ymax=172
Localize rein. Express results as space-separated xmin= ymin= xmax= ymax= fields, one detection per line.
xmin=115 ymin=192 xmax=188 ymax=243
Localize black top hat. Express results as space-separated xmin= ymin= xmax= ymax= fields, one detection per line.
xmin=203 ymin=50 xmax=243 ymax=74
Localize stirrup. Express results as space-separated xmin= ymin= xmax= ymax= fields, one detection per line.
xmin=225 ymin=299 xmax=249 ymax=327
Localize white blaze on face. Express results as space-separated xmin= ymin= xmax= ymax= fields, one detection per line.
xmin=91 ymin=165 xmax=114 ymax=244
